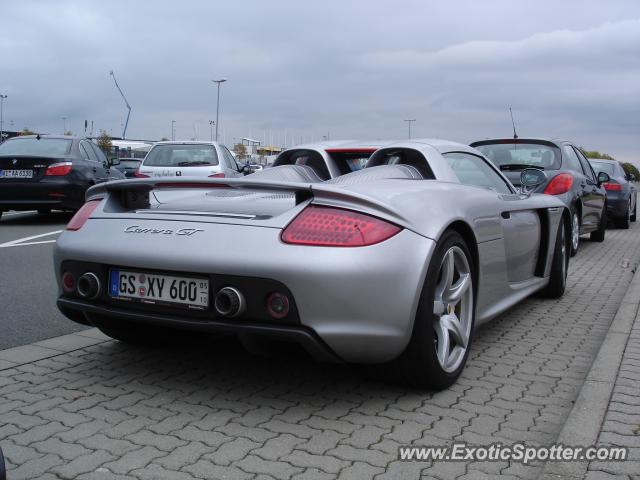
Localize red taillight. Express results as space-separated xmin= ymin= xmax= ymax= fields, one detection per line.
xmin=62 ymin=271 xmax=76 ymax=293
xmin=603 ymin=181 xmax=622 ymax=191
xmin=134 ymin=170 xmax=150 ymax=178
xmin=281 ymin=205 xmax=401 ymax=247
xmin=208 ymin=172 xmax=225 ymax=178
xmin=544 ymin=173 xmax=574 ymax=195
xmin=66 ymin=200 xmax=101 ymax=231
xmin=45 ymin=162 xmax=73 ymax=176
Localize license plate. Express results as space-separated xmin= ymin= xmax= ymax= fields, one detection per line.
xmin=0 ymin=169 xmax=34 ymax=178
xmin=109 ymin=270 xmax=209 ymax=309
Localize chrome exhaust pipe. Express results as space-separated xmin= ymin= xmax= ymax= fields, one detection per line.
xmin=214 ymin=287 xmax=245 ymax=318
xmin=77 ymin=272 xmax=101 ymax=299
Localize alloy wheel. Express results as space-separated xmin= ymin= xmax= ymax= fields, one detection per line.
xmin=572 ymin=213 xmax=580 ymax=252
xmin=432 ymin=246 xmax=473 ymax=373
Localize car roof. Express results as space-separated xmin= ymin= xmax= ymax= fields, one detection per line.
xmin=470 ymin=137 xmax=574 ymax=146
xmin=385 ymin=138 xmax=481 ymax=155
xmin=588 ymin=158 xmax=618 ymax=163
xmin=284 ymin=140 xmax=395 ymax=151
xmin=153 ymin=141 xmax=221 ymax=146
xmin=9 ymin=134 xmax=83 ymax=141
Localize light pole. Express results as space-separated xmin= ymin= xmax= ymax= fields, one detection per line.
xmin=0 ymin=94 xmax=7 ymax=143
xmin=211 ymin=79 xmax=226 ymax=142
xmin=209 ymin=120 xmax=215 ymax=142
xmin=171 ymin=120 xmax=176 ymax=141
xmin=62 ymin=116 xmax=68 ymax=134
xmin=110 ymin=70 xmax=132 ymax=139
xmin=404 ymin=119 xmax=416 ymax=139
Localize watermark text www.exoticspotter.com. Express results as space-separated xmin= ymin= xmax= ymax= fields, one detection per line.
xmin=398 ymin=443 xmax=627 ymax=464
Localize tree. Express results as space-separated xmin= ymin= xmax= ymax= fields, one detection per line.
xmin=582 ymin=149 xmax=615 ymax=160
xmin=97 ymin=130 xmax=112 ymax=153
xmin=621 ymin=162 xmax=640 ymax=180
xmin=233 ymin=143 xmax=247 ymax=158
xmin=20 ymin=127 xmax=36 ymax=135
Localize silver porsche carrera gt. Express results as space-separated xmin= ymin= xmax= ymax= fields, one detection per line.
xmin=54 ymin=139 xmax=570 ymax=389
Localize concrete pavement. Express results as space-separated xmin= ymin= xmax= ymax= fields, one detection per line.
xmin=1 ymin=224 xmax=640 ymax=479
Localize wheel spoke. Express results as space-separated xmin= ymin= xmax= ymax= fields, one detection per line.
xmin=433 ymin=299 xmax=445 ymax=316
xmin=443 ymin=273 xmax=471 ymax=305
xmin=441 ymin=314 xmax=468 ymax=349
xmin=434 ymin=320 xmax=450 ymax=368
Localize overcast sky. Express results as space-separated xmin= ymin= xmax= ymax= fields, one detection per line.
xmin=1 ymin=0 xmax=639 ymax=161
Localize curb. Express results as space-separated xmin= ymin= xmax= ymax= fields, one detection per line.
xmin=538 ymin=267 xmax=640 ymax=479
xmin=0 ymin=328 xmax=111 ymax=370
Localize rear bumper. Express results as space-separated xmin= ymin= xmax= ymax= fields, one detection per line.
xmin=0 ymin=178 xmax=85 ymax=210
xmin=58 ymin=297 xmax=341 ymax=362
xmin=54 ymin=220 xmax=434 ymax=363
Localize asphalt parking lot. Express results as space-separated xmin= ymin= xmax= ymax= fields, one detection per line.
xmin=0 ymin=211 xmax=85 ymax=349
xmin=0 ymin=218 xmax=639 ymax=479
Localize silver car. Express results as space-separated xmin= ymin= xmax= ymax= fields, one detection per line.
xmin=54 ymin=139 xmax=569 ymax=389
xmin=136 ymin=141 xmax=245 ymax=179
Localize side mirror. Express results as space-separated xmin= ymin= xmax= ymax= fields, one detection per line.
xmin=520 ymin=168 xmax=547 ymax=193
xmin=630 ymin=174 xmax=636 ymax=182
xmin=110 ymin=158 xmax=120 ymax=166
xmin=597 ymin=172 xmax=610 ymax=185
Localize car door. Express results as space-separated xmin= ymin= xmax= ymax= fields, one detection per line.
xmin=443 ymin=152 xmax=541 ymax=284
xmin=79 ymin=141 xmax=108 ymax=183
xmin=574 ymin=146 xmax=605 ymax=229
xmin=560 ymin=144 xmax=593 ymax=229
xmin=90 ymin=142 xmax=121 ymax=180
xmin=221 ymin=146 xmax=243 ymax=177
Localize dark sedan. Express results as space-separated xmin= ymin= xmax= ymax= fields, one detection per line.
xmin=471 ymin=138 xmax=608 ymax=256
xmin=589 ymin=158 xmax=637 ymax=228
xmin=0 ymin=135 xmax=124 ymax=218
xmin=111 ymin=157 xmax=142 ymax=178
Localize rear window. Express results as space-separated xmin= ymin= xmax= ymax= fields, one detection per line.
xmin=589 ymin=161 xmax=615 ymax=176
xmin=143 ymin=144 xmax=219 ymax=167
xmin=328 ymin=151 xmax=375 ymax=175
xmin=475 ymin=142 xmax=561 ymax=170
xmin=118 ymin=160 xmax=141 ymax=168
xmin=0 ymin=137 xmax=72 ymax=156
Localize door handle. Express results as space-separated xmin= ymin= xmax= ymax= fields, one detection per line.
xmin=501 ymin=211 xmax=511 ymax=219
xmin=580 ymin=181 xmax=586 ymax=187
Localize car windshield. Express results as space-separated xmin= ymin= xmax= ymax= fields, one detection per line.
xmin=589 ymin=161 xmax=615 ymax=176
xmin=143 ymin=144 xmax=219 ymax=167
xmin=0 ymin=137 xmax=72 ymax=156
xmin=118 ymin=160 xmax=141 ymax=168
xmin=475 ymin=142 xmax=561 ymax=170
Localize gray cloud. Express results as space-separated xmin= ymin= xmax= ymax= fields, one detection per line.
xmin=1 ymin=0 xmax=639 ymax=162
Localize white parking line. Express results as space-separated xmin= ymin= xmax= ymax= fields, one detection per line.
xmin=0 ymin=230 xmax=63 ymax=248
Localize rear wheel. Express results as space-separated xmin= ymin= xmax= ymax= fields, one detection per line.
xmin=539 ymin=218 xmax=569 ymax=298
xmin=616 ymin=200 xmax=631 ymax=229
xmin=570 ymin=211 xmax=580 ymax=256
xmin=386 ymin=230 xmax=474 ymax=390
xmin=631 ymin=199 xmax=637 ymax=222
xmin=590 ymin=206 xmax=606 ymax=242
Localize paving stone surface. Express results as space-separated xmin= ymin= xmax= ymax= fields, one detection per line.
xmin=1 ymin=225 xmax=640 ymax=479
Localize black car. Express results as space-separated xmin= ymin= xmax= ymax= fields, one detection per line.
xmin=0 ymin=135 xmax=124 ymax=218
xmin=589 ymin=158 xmax=637 ymax=229
xmin=111 ymin=157 xmax=142 ymax=178
xmin=471 ymin=138 xmax=608 ymax=256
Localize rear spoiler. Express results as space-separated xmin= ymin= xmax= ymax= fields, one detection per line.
xmin=86 ymin=177 xmax=407 ymax=224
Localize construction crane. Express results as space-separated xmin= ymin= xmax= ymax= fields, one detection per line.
xmin=109 ymin=70 xmax=131 ymax=139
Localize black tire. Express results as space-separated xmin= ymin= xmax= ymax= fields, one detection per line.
xmin=0 ymin=445 xmax=6 ymax=480
xmin=631 ymin=199 xmax=636 ymax=222
xmin=590 ymin=206 xmax=606 ymax=242
xmin=384 ymin=230 xmax=475 ymax=390
xmin=37 ymin=208 xmax=51 ymax=215
xmin=570 ymin=210 xmax=580 ymax=257
xmin=616 ymin=201 xmax=631 ymax=229
xmin=539 ymin=218 xmax=569 ymax=298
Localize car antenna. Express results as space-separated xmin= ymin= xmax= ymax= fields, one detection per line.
xmin=36 ymin=134 xmax=41 ymax=140
xmin=509 ymin=107 xmax=518 ymax=139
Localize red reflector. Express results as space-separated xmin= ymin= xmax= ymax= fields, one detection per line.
xmin=45 ymin=162 xmax=73 ymax=176
xmin=266 ymin=292 xmax=290 ymax=319
xmin=603 ymin=182 xmax=622 ymax=191
xmin=208 ymin=172 xmax=226 ymax=178
xmin=134 ymin=170 xmax=150 ymax=178
xmin=544 ymin=173 xmax=574 ymax=195
xmin=66 ymin=200 xmax=101 ymax=231
xmin=281 ymin=205 xmax=401 ymax=247
xmin=62 ymin=271 xmax=76 ymax=293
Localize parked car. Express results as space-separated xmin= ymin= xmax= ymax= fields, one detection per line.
xmin=0 ymin=135 xmax=124 ymax=218
xmin=588 ymin=158 xmax=637 ymax=229
xmin=471 ymin=138 xmax=608 ymax=256
xmin=112 ymin=157 xmax=142 ymax=178
xmin=273 ymin=140 xmax=394 ymax=179
xmin=55 ymin=139 xmax=569 ymax=389
xmin=135 ymin=141 xmax=246 ymax=179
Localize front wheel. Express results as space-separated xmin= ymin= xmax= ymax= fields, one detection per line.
xmin=386 ymin=230 xmax=475 ymax=390
xmin=570 ymin=211 xmax=580 ymax=256
xmin=539 ymin=219 xmax=569 ymax=298
xmin=590 ymin=207 xmax=606 ymax=242
xmin=631 ymin=199 xmax=636 ymax=222
xmin=616 ymin=200 xmax=631 ymax=229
